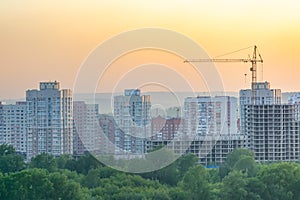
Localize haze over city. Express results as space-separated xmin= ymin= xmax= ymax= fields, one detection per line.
xmin=1 ymin=1 xmax=300 ymax=99
xmin=2 ymin=2 xmax=300 ymax=199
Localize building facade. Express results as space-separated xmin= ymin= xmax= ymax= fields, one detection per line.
xmin=288 ymin=93 xmax=300 ymax=121
xmin=114 ymin=89 xmax=151 ymax=154
xmin=240 ymin=82 xmax=300 ymax=162
xmin=146 ymin=95 xmax=240 ymax=166
xmin=73 ymin=101 xmax=101 ymax=155
xmin=184 ymin=96 xmax=238 ymax=137
xmin=147 ymin=134 xmax=246 ymax=166
xmin=98 ymin=114 xmax=115 ymax=154
xmin=26 ymin=81 xmax=73 ymax=161
xmin=240 ymin=81 xmax=281 ymax=133
xmin=0 ymin=101 xmax=27 ymax=155
xmin=244 ymin=104 xmax=299 ymax=162
xmin=150 ymin=116 xmax=184 ymax=141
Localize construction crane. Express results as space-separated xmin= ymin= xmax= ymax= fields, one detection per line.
xmin=184 ymin=45 xmax=263 ymax=105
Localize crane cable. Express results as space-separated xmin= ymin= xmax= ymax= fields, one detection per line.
xmin=212 ymin=45 xmax=255 ymax=86
xmin=214 ymin=45 xmax=254 ymax=58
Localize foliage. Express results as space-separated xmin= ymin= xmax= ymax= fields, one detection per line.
xmin=0 ymin=144 xmax=25 ymax=173
xmin=29 ymin=153 xmax=57 ymax=172
xmin=1 ymin=145 xmax=300 ymax=200
xmin=181 ymin=165 xmax=211 ymax=200
xmin=0 ymin=169 xmax=89 ymax=199
xmin=220 ymin=170 xmax=248 ymax=200
xmin=219 ymin=148 xmax=254 ymax=178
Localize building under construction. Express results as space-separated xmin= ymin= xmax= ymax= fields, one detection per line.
xmin=147 ymin=46 xmax=300 ymax=165
xmin=240 ymin=82 xmax=300 ymax=162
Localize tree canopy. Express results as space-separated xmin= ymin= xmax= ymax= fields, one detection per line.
xmin=0 ymin=145 xmax=300 ymax=200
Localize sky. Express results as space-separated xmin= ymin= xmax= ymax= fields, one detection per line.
xmin=1 ymin=0 xmax=300 ymax=99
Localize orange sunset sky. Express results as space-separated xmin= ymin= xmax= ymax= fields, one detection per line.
xmin=1 ymin=1 xmax=300 ymax=99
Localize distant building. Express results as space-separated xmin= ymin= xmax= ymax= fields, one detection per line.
xmin=146 ymin=96 xmax=240 ymax=166
xmin=114 ymin=89 xmax=151 ymax=154
xmin=240 ymin=81 xmax=281 ymax=134
xmin=98 ymin=114 xmax=115 ymax=154
xmin=244 ymin=104 xmax=299 ymax=162
xmin=73 ymin=101 xmax=101 ymax=155
xmin=0 ymin=101 xmax=27 ymax=155
xmin=184 ymin=96 xmax=238 ymax=136
xmin=147 ymin=134 xmax=246 ymax=166
xmin=26 ymin=81 xmax=73 ymax=161
xmin=288 ymin=93 xmax=300 ymax=121
xmin=240 ymin=82 xmax=300 ymax=162
xmin=150 ymin=116 xmax=184 ymax=141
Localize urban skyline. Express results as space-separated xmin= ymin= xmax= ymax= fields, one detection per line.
xmin=1 ymin=1 xmax=300 ymax=199
xmin=1 ymin=79 xmax=300 ymax=166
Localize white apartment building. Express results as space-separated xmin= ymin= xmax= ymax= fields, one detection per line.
xmin=184 ymin=96 xmax=238 ymax=137
xmin=0 ymin=101 xmax=27 ymax=154
xmin=114 ymin=89 xmax=151 ymax=154
xmin=26 ymin=81 xmax=73 ymax=161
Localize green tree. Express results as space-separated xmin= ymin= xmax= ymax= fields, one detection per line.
xmin=13 ymin=169 xmax=53 ymax=200
xmin=219 ymin=148 xmax=254 ymax=178
xmin=220 ymin=170 xmax=248 ymax=200
xmin=258 ymin=162 xmax=297 ymax=200
xmin=207 ymin=168 xmax=221 ymax=183
xmin=49 ymin=171 xmax=90 ymax=200
xmin=181 ymin=165 xmax=211 ymax=200
xmin=82 ymin=168 xmax=101 ymax=188
xmin=168 ymin=187 xmax=191 ymax=200
xmin=141 ymin=162 xmax=179 ymax=186
xmin=0 ymin=144 xmax=16 ymax=155
xmin=0 ymin=154 xmax=25 ymax=173
xmin=233 ymin=155 xmax=258 ymax=177
xmin=29 ymin=153 xmax=57 ymax=172
xmin=245 ymin=177 xmax=265 ymax=200
xmin=176 ymin=153 xmax=199 ymax=178
xmin=0 ymin=144 xmax=25 ymax=173
xmin=68 ymin=153 xmax=102 ymax=175
xmin=56 ymin=154 xmax=73 ymax=169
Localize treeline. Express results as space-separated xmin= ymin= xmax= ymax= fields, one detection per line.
xmin=1 ymin=144 xmax=300 ymax=199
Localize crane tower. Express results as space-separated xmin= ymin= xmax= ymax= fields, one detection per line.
xmin=184 ymin=45 xmax=263 ymax=104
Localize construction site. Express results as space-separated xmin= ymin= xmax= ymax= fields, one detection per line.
xmin=147 ymin=46 xmax=300 ymax=165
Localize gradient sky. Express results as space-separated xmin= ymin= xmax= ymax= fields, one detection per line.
xmin=1 ymin=0 xmax=300 ymax=99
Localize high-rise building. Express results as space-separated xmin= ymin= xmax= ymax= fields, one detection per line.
xmin=244 ymin=104 xmax=299 ymax=162
xmin=184 ymin=96 xmax=238 ymax=137
xmin=147 ymin=95 xmax=239 ymax=166
xmin=0 ymin=101 xmax=27 ymax=155
xmin=99 ymin=114 xmax=115 ymax=154
xmin=240 ymin=81 xmax=281 ymax=133
xmin=240 ymin=82 xmax=299 ymax=162
xmin=26 ymin=81 xmax=73 ymax=161
xmin=73 ymin=101 xmax=101 ymax=155
xmin=288 ymin=93 xmax=300 ymax=121
xmin=114 ymin=89 xmax=151 ymax=154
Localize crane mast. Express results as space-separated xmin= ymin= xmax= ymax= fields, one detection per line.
xmin=184 ymin=45 xmax=263 ymax=105
xmin=251 ymin=46 xmax=258 ymax=104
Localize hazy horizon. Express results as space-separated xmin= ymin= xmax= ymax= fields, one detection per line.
xmin=1 ymin=1 xmax=300 ymax=99
xmin=1 ymin=91 xmax=297 ymax=114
